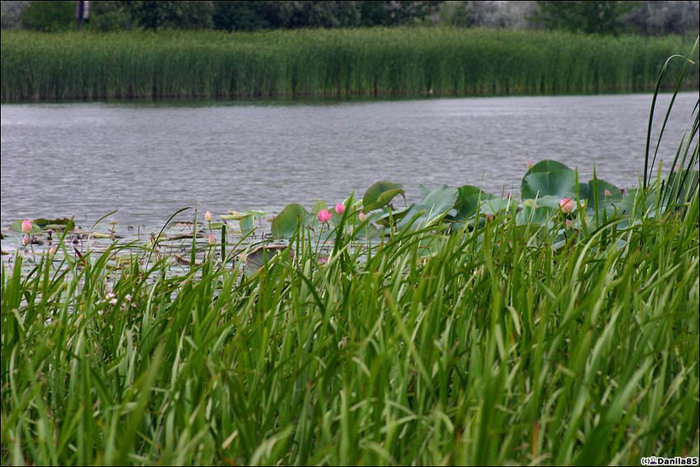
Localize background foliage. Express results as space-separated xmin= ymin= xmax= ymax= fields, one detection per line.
xmin=2 ymin=0 xmax=697 ymax=36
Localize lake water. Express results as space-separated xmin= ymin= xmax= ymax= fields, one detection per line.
xmin=1 ymin=92 xmax=697 ymax=231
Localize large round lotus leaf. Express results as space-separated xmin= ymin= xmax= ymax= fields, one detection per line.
xmin=516 ymin=205 xmax=557 ymax=226
xmin=530 ymin=195 xmax=565 ymax=210
xmin=271 ymin=203 xmax=308 ymax=238
xmin=585 ymin=178 xmax=622 ymax=203
xmin=398 ymin=185 xmax=458 ymax=230
xmin=9 ymin=219 xmax=44 ymax=235
xmin=454 ymin=185 xmax=494 ymax=220
xmin=363 ymin=181 xmax=405 ymax=211
xmin=521 ymin=169 xmax=588 ymax=199
xmin=376 ymin=206 xmax=411 ymax=227
xmin=525 ymin=160 xmax=572 ymax=176
xmin=478 ymin=197 xmax=516 ymax=215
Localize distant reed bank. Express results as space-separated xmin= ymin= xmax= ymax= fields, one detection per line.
xmin=1 ymin=28 xmax=697 ymax=101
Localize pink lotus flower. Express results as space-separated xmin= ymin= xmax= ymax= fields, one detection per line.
xmin=204 ymin=210 xmax=212 ymax=222
xmin=603 ymin=189 xmax=612 ymax=197
xmin=335 ymin=203 xmax=346 ymax=215
xmin=318 ymin=209 xmax=332 ymax=223
xmin=358 ymin=212 xmax=366 ymax=222
xmin=21 ymin=219 xmax=32 ymax=234
xmin=208 ymin=233 xmax=216 ymax=245
xmin=559 ymin=197 xmax=575 ymax=213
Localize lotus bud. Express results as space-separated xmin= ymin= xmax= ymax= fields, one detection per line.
xmin=22 ymin=235 xmax=30 ymax=246
xmin=208 ymin=233 xmax=216 ymax=245
xmin=358 ymin=212 xmax=366 ymax=222
xmin=318 ymin=209 xmax=332 ymax=223
xmin=21 ymin=219 xmax=33 ymax=234
xmin=49 ymin=245 xmax=57 ymax=255
xmin=604 ymin=189 xmax=612 ymax=197
xmin=526 ymin=160 xmax=534 ymax=169
xmin=335 ymin=203 xmax=346 ymax=215
xmin=204 ymin=210 xmax=212 ymax=222
xmin=559 ymin=197 xmax=575 ymax=213
xmin=565 ymin=219 xmax=574 ymax=228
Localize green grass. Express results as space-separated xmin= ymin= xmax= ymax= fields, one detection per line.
xmin=1 ymin=181 xmax=698 ymax=465
xmin=1 ymin=27 xmax=698 ymax=101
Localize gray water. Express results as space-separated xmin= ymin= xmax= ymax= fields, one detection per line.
xmin=1 ymin=93 xmax=697 ymax=231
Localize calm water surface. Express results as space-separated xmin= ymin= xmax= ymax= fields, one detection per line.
xmin=1 ymin=93 xmax=696 ymax=231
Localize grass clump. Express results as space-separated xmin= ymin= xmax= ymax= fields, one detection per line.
xmin=1 ymin=27 xmax=698 ymax=101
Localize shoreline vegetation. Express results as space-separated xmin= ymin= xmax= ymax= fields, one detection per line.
xmin=2 ymin=27 xmax=698 ymax=102
xmin=2 ymin=159 xmax=698 ymax=465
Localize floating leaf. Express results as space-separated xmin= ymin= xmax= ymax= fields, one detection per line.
xmin=363 ymin=181 xmax=405 ymax=211
xmin=375 ymin=206 xmax=412 ymax=227
xmin=516 ymin=205 xmax=557 ymax=225
xmin=478 ymin=197 xmax=517 ymax=216
xmin=398 ymin=185 xmax=458 ymax=230
xmin=32 ymin=217 xmax=75 ymax=231
xmin=8 ymin=220 xmax=43 ymax=235
xmin=240 ymin=216 xmax=255 ymax=234
xmin=221 ymin=210 xmax=266 ymax=221
xmin=586 ymin=178 xmax=622 ymax=202
xmin=525 ymin=160 xmax=572 ymax=176
xmin=521 ymin=168 xmax=588 ymax=200
xmin=271 ymin=204 xmax=308 ymax=238
xmin=241 ymin=244 xmax=290 ymax=274
xmin=454 ymin=185 xmax=494 ymax=220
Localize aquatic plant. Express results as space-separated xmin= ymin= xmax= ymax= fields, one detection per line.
xmin=2 ymin=28 xmax=697 ymax=101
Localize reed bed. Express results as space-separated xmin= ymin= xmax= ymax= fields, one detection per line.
xmin=2 ymin=183 xmax=698 ymax=465
xmin=2 ymin=27 xmax=697 ymax=101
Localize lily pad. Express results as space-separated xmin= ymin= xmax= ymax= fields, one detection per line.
xmin=522 ymin=168 xmax=588 ymax=200
xmin=33 ymin=217 xmax=76 ymax=231
xmin=454 ymin=185 xmax=494 ymax=220
xmin=375 ymin=206 xmax=412 ymax=227
xmin=363 ymin=181 xmax=405 ymax=211
xmin=397 ymin=185 xmax=458 ymax=230
xmin=525 ymin=160 xmax=572 ymax=176
xmin=478 ymin=197 xmax=517 ymax=216
xmin=271 ymin=204 xmax=308 ymax=238
xmin=8 ymin=220 xmax=43 ymax=235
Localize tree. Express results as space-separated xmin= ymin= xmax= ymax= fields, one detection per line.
xmin=213 ymin=1 xmax=272 ymax=31
xmin=532 ymin=1 xmax=637 ymax=35
xmin=360 ymin=1 xmax=441 ymax=26
xmin=128 ymin=1 xmax=214 ymax=30
xmin=20 ymin=1 xmax=74 ymax=32
xmin=621 ymin=1 xmax=699 ymax=36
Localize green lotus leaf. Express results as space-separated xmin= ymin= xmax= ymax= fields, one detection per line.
xmin=363 ymin=181 xmax=405 ymax=211
xmin=516 ymin=205 xmax=557 ymax=225
xmin=9 ymin=219 xmax=44 ymax=235
xmin=522 ymin=168 xmax=588 ymax=200
xmin=454 ymin=185 xmax=495 ymax=220
xmin=271 ymin=203 xmax=308 ymax=238
xmin=398 ymin=185 xmax=458 ymax=230
xmin=478 ymin=197 xmax=517 ymax=216
xmin=525 ymin=160 xmax=572 ymax=176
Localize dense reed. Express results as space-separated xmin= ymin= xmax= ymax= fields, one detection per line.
xmin=2 ymin=27 xmax=697 ymax=101
xmin=2 ymin=179 xmax=698 ymax=464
